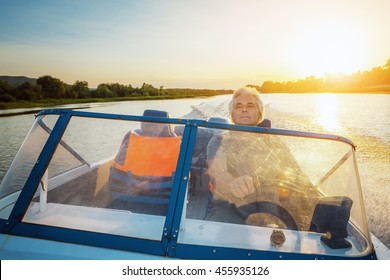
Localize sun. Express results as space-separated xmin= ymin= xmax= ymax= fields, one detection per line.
xmin=291 ymin=23 xmax=364 ymax=77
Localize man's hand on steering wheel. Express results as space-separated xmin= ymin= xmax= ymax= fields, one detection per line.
xmin=229 ymin=175 xmax=256 ymax=198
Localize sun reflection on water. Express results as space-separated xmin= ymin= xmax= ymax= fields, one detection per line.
xmin=316 ymin=94 xmax=341 ymax=132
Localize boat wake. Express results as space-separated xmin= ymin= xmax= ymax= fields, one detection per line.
xmin=182 ymin=98 xmax=230 ymax=120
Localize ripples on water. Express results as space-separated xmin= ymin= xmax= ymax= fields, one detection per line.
xmin=0 ymin=94 xmax=389 ymax=248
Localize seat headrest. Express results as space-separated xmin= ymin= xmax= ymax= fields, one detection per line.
xmin=141 ymin=110 xmax=175 ymax=137
xmin=257 ymin=118 xmax=271 ymax=128
xmin=143 ymin=109 xmax=170 ymax=118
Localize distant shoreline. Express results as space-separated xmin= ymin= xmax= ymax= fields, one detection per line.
xmin=1 ymin=91 xmax=390 ymax=111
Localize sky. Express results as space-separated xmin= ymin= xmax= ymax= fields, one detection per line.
xmin=1 ymin=0 xmax=390 ymax=89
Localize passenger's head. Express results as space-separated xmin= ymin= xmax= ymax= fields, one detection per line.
xmin=228 ymin=87 xmax=264 ymax=126
xmin=140 ymin=110 xmax=175 ymax=137
xmin=141 ymin=122 xmax=170 ymax=136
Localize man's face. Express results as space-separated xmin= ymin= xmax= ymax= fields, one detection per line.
xmin=231 ymin=93 xmax=260 ymax=126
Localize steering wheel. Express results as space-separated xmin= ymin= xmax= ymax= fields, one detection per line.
xmin=232 ymin=178 xmax=310 ymax=231
xmin=235 ymin=201 xmax=298 ymax=231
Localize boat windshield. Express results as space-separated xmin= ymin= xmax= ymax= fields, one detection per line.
xmin=16 ymin=115 xmax=183 ymax=241
xmin=0 ymin=115 xmax=59 ymax=199
xmin=180 ymin=127 xmax=372 ymax=257
xmin=0 ymin=112 xmax=373 ymax=258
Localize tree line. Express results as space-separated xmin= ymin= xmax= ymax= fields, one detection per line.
xmin=0 ymin=76 xmax=231 ymax=103
xmin=254 ymin=58 xmax=390 ymax=93
xmin=1 ymin=58 xmax=389 ymax=103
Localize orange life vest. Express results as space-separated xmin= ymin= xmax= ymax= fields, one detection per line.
xmin=113 ymin=133 xmax=181 ymax=177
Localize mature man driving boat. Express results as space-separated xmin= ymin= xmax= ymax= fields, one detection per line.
xmin=205 ymin=87 xmax=316 ymax=229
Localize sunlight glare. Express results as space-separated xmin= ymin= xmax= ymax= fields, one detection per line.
xmin=316 ymin=94 xmax=340 ymax=132
xmin=292 ymin=23 xmax=364 ymax=77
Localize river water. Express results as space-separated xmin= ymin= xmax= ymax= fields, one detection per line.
xmin=0 ymin=93 xmax=389 ymax=248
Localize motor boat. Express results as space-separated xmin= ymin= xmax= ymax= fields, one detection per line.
xmin=0 ymin=109 xmax=388 ymax=259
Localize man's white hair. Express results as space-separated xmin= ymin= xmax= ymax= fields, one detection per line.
xmin=228 ymin=87 xmax=264 ymax=124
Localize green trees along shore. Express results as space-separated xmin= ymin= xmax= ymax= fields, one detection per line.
xmin=1 ymin=58 xmax=389 ymax=110
xmin=0 ymin=76 xmax=232 ymax=109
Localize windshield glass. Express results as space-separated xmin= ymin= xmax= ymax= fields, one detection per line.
xmin=22 ymin=115 xmax=183 ymax=241
xmin=0 ymin=115 xmax=58 ymax=202
xmin=181 ymin=127 xmax=371 ymax=257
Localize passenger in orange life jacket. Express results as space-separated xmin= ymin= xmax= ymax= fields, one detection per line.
xmin=108 ymin=110 xmax=181 ymax=215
